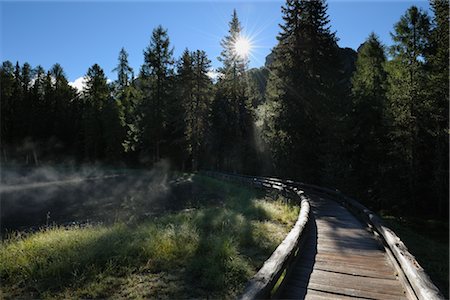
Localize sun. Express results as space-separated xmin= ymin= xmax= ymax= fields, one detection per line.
xmin=234 ymin=36 xmax=252 ymax=58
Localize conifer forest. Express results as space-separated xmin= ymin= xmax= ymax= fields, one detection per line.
xmin=1 ymin=0 xmax=448 ymax=220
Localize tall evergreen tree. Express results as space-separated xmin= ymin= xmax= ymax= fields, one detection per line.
xmin=386 ymin=6 xmax=431 ymax=211
xmin=21 ymin=63 xmax=32 ymax=93
xmin=113 ymin=47 xmax=134 ymax=90
xmin=262 ymin=0 xmax=341 ymax=183
xmin=349 ymin=33 xmax=388 ymax=206
xmin=82 ymin=64 xmax=110 ymax=160
xmin=30 ymin=65 xmax=47 ymax=139
xmin=177 ymin=49 xmax=213 ymax=170
xmin=119 ymin=84 xmax=142 ymax=157
xmin=425 ymin=0 xmax=449 ymax=217
xmin=0 ymin=61 xmax=16 ymax=146
xmin=49 ymin=63 xmax=78 ymax=148
xmin=112 ymin=48 xmax=141 ymax=159
xmin=177 ymin=49 xmax=195 ymax=168
xmin=20 ymin=63 xmax=35 ymax=141
xmin=42 ymin=70 xmax=55 ymax=140
xmin=139 ymin=25 xmax=174 ymax=163
xmin=212 ymin=9 xmax=254 ymax=172
xmin=11 ymin=62 xmax=26 ymax=140
xmin=32 ymin=66 xmax=46 ymax=102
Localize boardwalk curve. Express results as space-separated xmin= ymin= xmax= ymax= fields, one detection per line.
xmin=279 ymin=192 xmax=407 ymax=299
xmin=204 ymin=172 xmax=444 ymax=300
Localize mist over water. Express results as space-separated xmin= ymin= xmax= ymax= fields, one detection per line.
xmin=0 ymin=160 xmax=196 ymax=233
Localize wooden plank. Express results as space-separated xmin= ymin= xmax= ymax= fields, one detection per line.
xmin=311 ymin=261 xmax=395 ymax=276
xmin=311 ymin=258 xmax=394 ymax=274
xmin=289 ymin=282 xmax=407 ymax=300
xmin=314 ymin=212 xmax=354 ymax=217
xmin=303 ymin=183 xmax=444 ymax=299
xmin=257 ymin=185 xmax=411 ymax=300
xmin=294 ymin=268 xmax=403 ymax=290
xmin=316 ymin=245 xmax=384 ymax=256
xmin=288 ymin=274 xmax=407 ymax=300
xmin=316 ymin=249 xmax=386 ymax=259
xmin=316 ymin=236 xmax=381 ymax=248
xmin=304 ymin=289 xmax=379 ymax=300
xmin=317 ymin=227 xmax=373 ymax=235
xmin=315 ymin=223 xmax=365 ymax=229
xmin=282 ymin=286 xmax=368 ymax=300
xmin=316 ymin=238 xmax=381 ymax=249
xmin=315 ymin=217 xmax=361 ymax=222
xmin=315 ymin=251 xmax=389 ymax=262
xmin=296 ymin=260 xmax=397 ymax=280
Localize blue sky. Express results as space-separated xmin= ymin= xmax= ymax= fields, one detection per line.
xmin=1 ymin=0 xmax=431 ymax=86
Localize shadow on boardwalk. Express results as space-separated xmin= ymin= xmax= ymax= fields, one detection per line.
xmin=277 ymin=191 xmax=407 ymax=300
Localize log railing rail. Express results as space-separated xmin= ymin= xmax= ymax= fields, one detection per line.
xmin=292 ymin=181 xmax=444 ymax=300
xmin=203 ymin=171 xmax=444 ymax=300
xmin=204 ymin=171 xmax=312 ymax=299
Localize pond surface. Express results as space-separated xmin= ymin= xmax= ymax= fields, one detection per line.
xmin=1 ymin=169 xmax=214 ymax=233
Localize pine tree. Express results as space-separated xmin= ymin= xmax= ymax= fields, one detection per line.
xmin=112 ymin=48 xmax=140 ymax=159
xmin=0 ymin=61 xmax=15 ymax=145
xmin=30 ymin=65 xmax=47 ymax=139
xmin=262 ymin=0 xmax=341 ymax=183
xmin=425 ymin=0 xmax=449 ymax=217
xmin=177 ymin=49 xmax=195 ymax=168
xmin=21 ymin=63 xmax=32 ymax=93
xmin=246 ymin=67 xmax=269 ymax=109
xmin=12 ymin=62 xmax=26 ymax=140
xmin=213 ymin=9 xmax=254 ymax=172
xmin=32 ymin=66 xmax=46 ymax=102
xmin=386 ymin=6 xmax=431 ymax=211
xmin=119 ymin=84 xmax=142 ymax=157
xmin=42 ymin=70 xmax=55 ymax=140
xmin=113 ymin=47 xmax=134 ymax=90
xmin=192 ymin=50 xmax=214 ymax=170
xmin=50 ymin=63 xmax=78 ymax=149
xmin=218 ymin=9 xmax=248 ymax=81
xmin=177 ymin=49 xmax=213 ymax=170
xmin=349 ymin=33 xmax=388 ymax=206
xmin=139 ymin=25 xmax=174 ymax=163
xmin=82 ymin=64 xmax=110 ymax=160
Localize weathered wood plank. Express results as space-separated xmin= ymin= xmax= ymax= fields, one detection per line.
xmin=294 ymin=183 xmax=444 ymax=300
xmin=292 ymin=268 xmax=404 ymax=293
xmin=316 ymin=237 xmax=381 ymax=248
xmin=312 ymin=253 xmax=393 ymax=268
xmin=209 ymin=173 xmax=440 ymax=300
xmin=282 ymin=286 xmax=368 ymax=300
xmin=314 ymin=245 xmax=384 ymax=256
xmin=303 ymin=289 xmax=378 ymax=300
xmin=296 ymin=261 xmax=397 ymax=280
xmin=277 ymin=191 xmax=409 ymax=300
xmin=288 ymin=276 xmax=407 ymax=300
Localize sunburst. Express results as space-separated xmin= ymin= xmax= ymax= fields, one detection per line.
xmin=233 ymin=35 xmax=252 ymax=59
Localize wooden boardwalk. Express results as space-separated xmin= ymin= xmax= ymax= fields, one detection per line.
xmin=279 ymin=192 xmax=408 ymax=300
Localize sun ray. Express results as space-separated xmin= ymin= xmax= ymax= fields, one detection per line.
xmin=234 ymin=36 xmax=252 ymax=58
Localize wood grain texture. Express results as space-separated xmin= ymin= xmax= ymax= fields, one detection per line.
xmin=203 ymin=172 xmax=443 ymax=300
xmin=293 ymin=181 xmax=444 ymax=300
xmin=278 ymin=193 xmax=409 ymax=300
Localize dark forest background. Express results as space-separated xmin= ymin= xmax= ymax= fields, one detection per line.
xmin=1 ymin=0 xmax=448 ymax=219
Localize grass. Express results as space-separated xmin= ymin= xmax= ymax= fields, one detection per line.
xmin=382 ymin=216 xmax=449 ymax=299
xmin=0 ymin=175 xmax=300 ymax=299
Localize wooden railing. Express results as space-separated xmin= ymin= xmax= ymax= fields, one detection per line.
xmin=291 ymin=181 xmax=445 ymax=300
xmin=204 ymin=172 xmax=312 ymax=299
xmin=204 ymin=171 xmax=444 ymax=300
